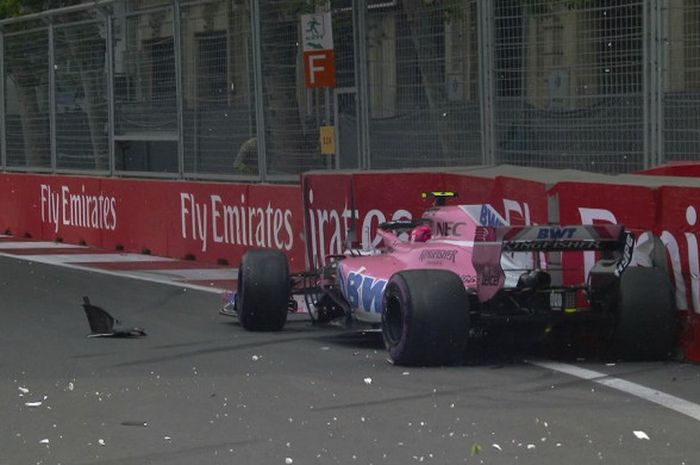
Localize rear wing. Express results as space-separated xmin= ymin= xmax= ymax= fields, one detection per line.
xmin=494 ymin=224 xmax=628 ymax=252
xmin=472 ymin=224 xmax=633 ymax=302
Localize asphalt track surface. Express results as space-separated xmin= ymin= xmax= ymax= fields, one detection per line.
xmin=2 ymin=255 xmax=700 ymax=465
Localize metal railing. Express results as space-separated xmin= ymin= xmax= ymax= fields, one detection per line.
xmin=0 ymin=0 xmax=697 ymax=181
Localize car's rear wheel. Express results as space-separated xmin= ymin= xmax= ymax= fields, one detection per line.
xmin=381 ymin=270 xmax=469 ymax=366
xmin=237 ymin=249 xmax=290 ymax=331
xmin=612 ymin=267 xmax=676 ymax=360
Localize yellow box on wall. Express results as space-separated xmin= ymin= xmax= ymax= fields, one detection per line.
xmin=320 ymin=126 xmax=336 ymax=155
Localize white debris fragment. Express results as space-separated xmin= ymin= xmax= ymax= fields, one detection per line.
xmin=492 ymin=444 xmax=502 ymax=451
xmin=285 ymin=458 xmax=294 ymax=464
xmin=363 ymin=377 xmax=372 ymax=385
xmin=164 ymin=436 xmax=172 ymax=441
xmin=18 ymin=386 xmax=29 ymax=395
xmin=527 ymin=444 xmax=536 ymax=450
xmin=402 ymin=371 xmax=410 ymax=376
xmin=606 ymin=363 xmax=616 ymax=367
xmin=321 ymin=346 xmax=330 ymax=351
xmin=25 ymin=401 xmax=43 ymax=408
xmin=39 ymin=438 xmax=49 ymax=445
xmin=252 ymin=355 xmax=260 ymax=361
xmin=67 ymin=382 xmax=74 ymax=391
xmin=633 ymin=431 xmax=650 ymax=440
xmin=98 ymin=439 xmax=106 ymax=446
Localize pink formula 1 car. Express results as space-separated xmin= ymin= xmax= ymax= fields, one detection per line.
xmin=227 ymin=193 xmax=676 ymax=366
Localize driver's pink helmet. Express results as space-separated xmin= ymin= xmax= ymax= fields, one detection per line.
xmin=410 ymin=224 xmax=432 ymax=242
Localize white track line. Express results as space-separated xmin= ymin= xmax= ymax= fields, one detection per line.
xmin=532 ymin=361 xmax=700 ymax=422
xmin=0 ymin=252 xmax=225 ymax=294
xmin=0 ymin=241 xmax=83 ymax=249
xmin=21 ymin=253 xmax=176 ymax=264
xmin=123 ymin=268 xmax=237 ymax=281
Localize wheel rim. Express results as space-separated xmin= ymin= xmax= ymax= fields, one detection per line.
xmin=383 ymin=293 xmax=403 ymax=346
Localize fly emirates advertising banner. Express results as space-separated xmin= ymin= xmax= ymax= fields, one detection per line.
xmin=0 ymin=174 xmax=306 ymax=270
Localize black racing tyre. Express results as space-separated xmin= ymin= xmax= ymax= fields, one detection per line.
xmin=237 ymin=249 xmax=290 ymax=331
xmin=612 ymin=267 xmax=676 ymax=360
xmin=381 ymin=270 xmax=469 ymax=366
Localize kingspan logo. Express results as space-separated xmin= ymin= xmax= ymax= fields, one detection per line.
xmin=419 ymin=249 xmax=458 ymax=263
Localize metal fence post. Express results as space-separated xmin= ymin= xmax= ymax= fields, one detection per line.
xmin=251 ymin=0 xmax=266 ymax=181
xmin=643 ymin=0 xmax=651 ymax=170
xmin=104 ymin=8 xmax=115 ymax=176
xmin=0 ymin=30 xmax=5 ymax=170
xmin=644 ymin=0 xmax=664 ymax=170
xmin=478 ymin=0 xmax=495 ymax=166
xmin=353 ymin=0 xmax=370 ymax=170
xmin=656 ymin=0 xmax=666 ymax=167
xmin=48 ymin=23 xmax=57 ymax=172
xmin=173 ymin=1 xmax=185 ymax=178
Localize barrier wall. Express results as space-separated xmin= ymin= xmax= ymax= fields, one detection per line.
xmin=638 ymin=162 xmax=700 ymax=178
xmin=1 ymin=169 xmax=699 ymax=360
xmin=0 ymin=174 xmax=307 ymax=271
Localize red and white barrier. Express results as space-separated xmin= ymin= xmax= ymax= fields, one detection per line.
xmin=0 ymin=173 xmax=306 ymax=271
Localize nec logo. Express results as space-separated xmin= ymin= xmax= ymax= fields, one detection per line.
xmin=537 ymin=227 xmax=576 ymax=240
xmin=435 ymin=222 xmax=466 ymax=237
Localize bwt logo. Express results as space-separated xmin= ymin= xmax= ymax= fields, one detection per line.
xmin=537 ymin=227 xmax=576 ymax=240
xmin=480 ymin=205 xmax=505 ymax=227
xmin=337 ymin=270 xmax=387 ymax=314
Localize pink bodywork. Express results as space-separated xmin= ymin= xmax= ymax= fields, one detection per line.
xmin=336 ymin=204 xmax=510 ymax=324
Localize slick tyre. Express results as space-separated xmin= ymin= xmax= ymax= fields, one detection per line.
xmin=612 ymin=267 xmax=676 ymax=360
xmin=237 ymin=249 xmax=290 ymax=331
xmin=381 ymin=270 xmax=469 ymax=366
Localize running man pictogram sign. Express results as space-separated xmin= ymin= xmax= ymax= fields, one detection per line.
xmin=301 ymin=12 xmax=336 ymax=88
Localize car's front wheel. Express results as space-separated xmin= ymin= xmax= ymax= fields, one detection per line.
xmin=382 ymin=270 xmax=470 ymax=366
xmin=237 ymin=249 xmax=290 ymax=331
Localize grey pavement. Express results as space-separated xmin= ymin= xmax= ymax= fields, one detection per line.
xmin=1 ymin=256 xmax=699 ymax=465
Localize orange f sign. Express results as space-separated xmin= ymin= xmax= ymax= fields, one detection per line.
xmin=304 ymin=50 xmax=336 ymax=88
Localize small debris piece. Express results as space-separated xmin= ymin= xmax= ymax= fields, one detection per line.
xmin=470 ymin=443 xmax=482 ymax=456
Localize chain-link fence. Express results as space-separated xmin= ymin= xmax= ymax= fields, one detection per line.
xmin=4 ymin=26 xmax=51 ymax=169
xmin=493 ymin=0 xmax=646 ymax=173
xmin=0 ymin=0 xmax=698 ymax=180
xmin=55 ymin=14 xmax=110 ymax=171
xmin=664 ymin=0 xmax=700 ymax=165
